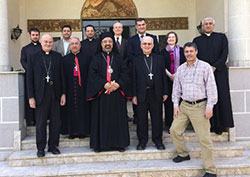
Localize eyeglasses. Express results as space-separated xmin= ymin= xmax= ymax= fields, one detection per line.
xmin=43 ymin=40 xmax=53 ymax=44
xmin=102 ymin=40 xmax=113 ymax=44
xmin=142 ymin=43 xmax=152 ymax=46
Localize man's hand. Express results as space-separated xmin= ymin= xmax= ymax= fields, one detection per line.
xmin=111 ymin=81 xmax=120 ymax=91
xmin=205 ymin=109 xmax=213 ymax=119
xmin=212 ymin=66 xmax=216 ymax=72
xmin=170 ymin=74 xmax=175 ymax=81
xmin=29 ymin=98 xmax=36 ymax=109
xmin=163 ymin=95 xmax=168 ymax=102
xmin=132 ymin=96 xmax=137 ymax=105
xmin=173 ymin=107 xmax=179 ymax=119
xmin=60 ymin=94 xmax=66 ymax=106
xmin=104 ymin=82 xmax=112 ymax=90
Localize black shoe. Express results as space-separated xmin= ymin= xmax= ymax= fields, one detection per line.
xmin=215 ymin=130 xmax=222 ymax=135
xmin=173 ymin=155 xmax=190 ymax=163
xmin=94 ymin=148 xmax=101 ymax=153
xmin=27 ymin=121 xmax=35 ymax=126
xmin=203 ymin=172 xmax=217 ymax=177
xmin=78 ymin=135 xmax=86 ymax=139
xmin=156 ymin=143 xmax=166 ymax=150
xmin=136 ymin=143 xmax=146 ymax=150
xmin=118 ymin=148 xmax=125 ymax=152
xmin=37 ymin=150 xmax=45 ymax=158
xmin=48 ymin=147 xmax=60 ymax=155
xmin=69 ymin=135 xmax=76 ymax=139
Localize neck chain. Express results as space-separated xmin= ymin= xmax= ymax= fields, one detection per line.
xmin=144 ymin=55 xmax=154 ymax=80
xmin=101 ymin=53 xmax=113 ymax=65
xmin=42 ymin=55 xmax=52 ymax=83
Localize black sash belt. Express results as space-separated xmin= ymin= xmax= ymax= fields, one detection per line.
xmin=184 ymin=98 xmax=207 ymax=105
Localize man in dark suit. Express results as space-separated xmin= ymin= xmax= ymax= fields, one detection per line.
xmin=132 ymin=36 xmax=168 ymax=150
xmin=113 ymin=22 xmax=127 ymax=63
xmin=27 ymin=34 xmax=66 ymax=157
xmin=20 ymin=28 xmax=42 ymax=126
xmin=127 ymin=18 xmax=160 ymax=123
xmin=113 ymin=22 xmax=131 ymax=121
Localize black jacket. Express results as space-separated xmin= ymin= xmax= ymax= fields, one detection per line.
xmin=132 ymin=53 xmax=168 ymax=103
xmin=27 ymin=50 xmax=66 ymax=105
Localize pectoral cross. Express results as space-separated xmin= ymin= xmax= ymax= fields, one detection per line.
xmin=148 ymin=73 xmax=154 ymax=80
xmin=74 ymin=65 xmax=77 ymax=71
xmin=45 ymin=75 xmax=50 ymax=83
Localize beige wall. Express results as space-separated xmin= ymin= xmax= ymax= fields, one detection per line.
xmin=195 ymin=0 xmax=225 ymax=34
xmin=8 ymin=0 xmax=225 ymax=70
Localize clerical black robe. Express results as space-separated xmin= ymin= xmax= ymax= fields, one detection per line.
xmin=62 ymin=52 xmax=91 ymax=136
xmin=87 ymin=52 xmax=131 ymax=150
xmin=193 ymin=32 xmax=234 ymax=128
xmin=81 ymin=39 xmax=98 ymax=59
xmin=20 ymin=42 xmax=42 ymax=124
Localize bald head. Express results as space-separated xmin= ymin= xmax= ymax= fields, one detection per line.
xmin=41 ymin=34 xmax=53 ymax=52
xmin=113 ymin=22 xmax=123 ymax=37
xmin=69 ymin=37 xmax=81 ymax=54
xmin=141 ymin=36 xmax=154 ymax=55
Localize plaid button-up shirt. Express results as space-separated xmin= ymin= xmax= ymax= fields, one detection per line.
xmin=172 ymin=59 xmax=218 ymax=109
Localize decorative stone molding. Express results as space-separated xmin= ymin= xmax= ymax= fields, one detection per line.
xmin=145 ymin=17 xmax=188 ymax=30
xmin=27 ymin=19 xmax=81 ymax=32
xmin=28 ymin=17 xmax=188 ymax=32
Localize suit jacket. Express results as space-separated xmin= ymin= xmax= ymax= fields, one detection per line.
xmin=117 ymin=38 xmax=128 ymax=64
xmin=127 ymin=33 xmax=159 ymax=64
xmin=52 ymin=39 xmax=70 ymax=56
xmin=27 ymin=50 xmax=66 ymax=105
xmin=132 ymin=53 xmax=168 ymax=104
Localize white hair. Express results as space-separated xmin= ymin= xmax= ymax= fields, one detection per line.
xmin=113 ymin=22 xmax=123 ymax=28
xmin=70 ymin=37 xmax=80 ymax=43
xmin=141 ymin=36 xmax=154 ymax=45
xmin=41 ymin=34 xmax=53 ymax=41
xmin=202 ymin=17 xmax=215 ymax=25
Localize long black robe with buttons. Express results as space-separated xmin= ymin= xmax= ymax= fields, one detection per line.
xmin=62 ymin=52 xmax=91 ymax=136
xmin=193 ymin=32 xmax=234 ymax=129
xmin=87 ymin=52 xmax=131 ymax=150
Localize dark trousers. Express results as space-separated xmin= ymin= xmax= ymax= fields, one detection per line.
xmin=136 ymin=88 xmax=163 ymax=145
xmin=24 ymin=75 xmax=35 ymax=123
xmin=35 ymin=84 xmax=61 ymax=151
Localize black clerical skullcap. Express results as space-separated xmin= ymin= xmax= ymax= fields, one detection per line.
xmin=100 ymin=32 xmax=114 ymax=42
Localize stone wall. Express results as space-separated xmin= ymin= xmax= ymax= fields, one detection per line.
xmin=0 ymin=72 xmax=25 ymax=149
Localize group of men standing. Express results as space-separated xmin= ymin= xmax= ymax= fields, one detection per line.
xmin=21 ymin=17 xmax=234 ymax=177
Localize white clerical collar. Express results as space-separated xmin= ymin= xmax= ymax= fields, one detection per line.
xmin=32 ymin=42 xmax=38 ymax=45
xmin=88 ymin=38 xmax=93 ymax=42
xmin=205 ymin=33 xmax=212 ymax=36
xmin=45 ymin=51 xmax=50 ymax=55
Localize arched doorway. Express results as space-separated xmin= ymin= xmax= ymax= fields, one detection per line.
xmin=81 ymin=0 xmax=138 ymax=39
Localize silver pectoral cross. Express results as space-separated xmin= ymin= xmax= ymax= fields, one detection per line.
xmin=148 ymin=73 xmax=154 ymax=80
xmin=74 ymin=65 xmax=77 ymax=71
xmin=45 ymin=75 xmax=50 ymax=83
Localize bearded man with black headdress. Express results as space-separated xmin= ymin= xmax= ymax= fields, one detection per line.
xmin=87 ymin=32 xmax=131 ymax=153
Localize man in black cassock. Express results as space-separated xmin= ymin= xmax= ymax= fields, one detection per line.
xmin=127 ymin=18 xmax=160 ymax=124
xmin=62 ymin=37 xmax=90 ymax=139
xmin=193 ymin=17 xmax=234 ymax=135
xmin=87 ymin=32 xmax=131 ymax=153
xmin=81 ymin=25 xmax=98 ymax=59
xmin=132 ymin=36 xmax=168 ymax=150
xmin=20 ymin=28 xmax=42 ymax=126
xmin=27 ymin=34 xmax=66 ymax=157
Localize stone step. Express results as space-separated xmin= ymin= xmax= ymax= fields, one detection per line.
xmin=21 ymin=130 xmax=229 ymax=150
xmin=9 ymin=142 xmax=242 ymax=167
xmin=2 ymin=154 xmax=250 ymax=176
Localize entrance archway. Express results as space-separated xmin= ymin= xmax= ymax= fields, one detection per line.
xmin=81 ymin=0 xmax=138 ymax=39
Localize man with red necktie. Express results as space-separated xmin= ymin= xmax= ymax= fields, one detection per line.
xmin=62 ymin=37 xmax=91 ymax=139
xmin=87 ymin=32 xmax=131 ymax=153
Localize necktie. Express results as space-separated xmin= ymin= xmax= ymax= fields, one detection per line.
xmin=106 ymin=55 xmax=111 ymax=83
xmin=116 ymin=37 xmax=120 ymax=49
xmin=74 ymin=56 xmax=81 ymax=87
